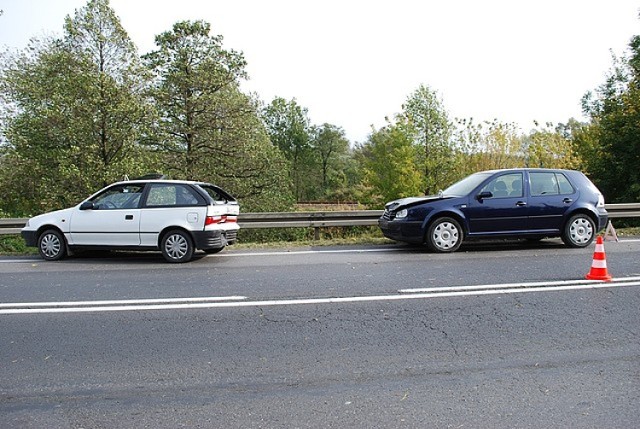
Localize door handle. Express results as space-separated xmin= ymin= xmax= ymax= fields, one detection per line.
xmin=563 ymin=198 xmax=573 ymax=204
xmin=516 ymin=201 xmax=527 ymax=207
xmin=125 ymin=215 xmax=134 ymax=220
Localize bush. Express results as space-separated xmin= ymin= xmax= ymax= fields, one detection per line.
xmin=0 ymin=235 xmax=33 ymax=254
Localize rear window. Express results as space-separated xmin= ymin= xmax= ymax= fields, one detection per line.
xmin=198 ymin=184 xmax=236 ymax=203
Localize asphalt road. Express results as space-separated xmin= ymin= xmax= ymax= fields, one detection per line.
xmin=1 ymin=238 xmax=639 ymax=428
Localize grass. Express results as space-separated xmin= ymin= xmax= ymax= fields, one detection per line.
xmin=1 ymin=226 xmax=637 ymax=256
xmin=0 ymin=228 xmax=396 ymax=256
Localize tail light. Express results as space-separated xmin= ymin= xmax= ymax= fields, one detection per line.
xmin=205 ymin=215 xmax=237 ymax=225
xmin=205 ymin=215 xmax=224 ymax=225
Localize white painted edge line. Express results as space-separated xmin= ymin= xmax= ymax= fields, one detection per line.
xmin=398 ymin=276 xmax=640 ymax=294
xmin=0 ymin=296 xmax=247 ymax=309
xmin=219 ymin=248 xmax=398 ymax=257
xmin=2 ymin=281 xmax=640 ymax=315
xmin=0 ymin=248 xmax=397 ymax=263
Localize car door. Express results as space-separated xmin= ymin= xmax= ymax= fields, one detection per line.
xmin=69 ymin=183 xmax=144 ymax=246
xmin=527 ymin=171 xmax=577 ymax=232
xmin=138 ymin=183 xmax=208 ymax=247
xmin=464 ymin=172 xmax=529 ymax=234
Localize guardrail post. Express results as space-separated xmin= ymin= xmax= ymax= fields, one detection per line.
xmin=314 ymin=227 xmax=320 ymax=241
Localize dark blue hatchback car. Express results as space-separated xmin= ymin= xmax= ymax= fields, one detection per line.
xmin=378 ymin=168 xmax=608 ymax=252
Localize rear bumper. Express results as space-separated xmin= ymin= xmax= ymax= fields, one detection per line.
xmin=192 ymin=229 xmax=238 ymax=250
xmin=597 ymin=208 xmax=609 ymax=231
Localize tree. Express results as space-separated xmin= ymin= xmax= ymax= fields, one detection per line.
xmin=522 ymin=123 xmax=580 ymax=169
xmin=453 ymin=119 xmax=523 ymax=174
xmin=261 ymin=97 xmax=312 ymax=201
xmin=144 ymin=20 xmax=292 ymax=210
xmin=580 ymin=33 xmax=640 ymax=202
xmin=0 ymin=0 xmax=154 ymax=215
xmin=143 ymin=20 xmax=246 ymax=177
xmin=402 ymin=84 xmax=455 ymax=194
xmin=360 ymin=122 xmax=423 ymax=205
xmin=310 ymin=123 xmax=350 ymax=195
xmin=62 ymin=0 xmax=154 ymax=184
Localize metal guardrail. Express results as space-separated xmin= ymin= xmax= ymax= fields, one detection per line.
xmin=1 ymin=204 xmax=639 ymax=236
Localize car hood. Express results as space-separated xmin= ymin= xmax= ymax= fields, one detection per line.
xmin=384 ymin=195 xmax=451 ymax=210
xmin=24 ymin=206 xmax=77 ymax=229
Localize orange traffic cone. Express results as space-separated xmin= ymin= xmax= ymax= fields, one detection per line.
xmin=585 ymin=236 xmax=612 ymax=281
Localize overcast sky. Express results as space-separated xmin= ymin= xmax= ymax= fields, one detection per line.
xmin=1 ymin=0 xmax=638 ymax=142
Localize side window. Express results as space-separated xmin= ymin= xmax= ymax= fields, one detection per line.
xmin=556 ymin=173 xmax=575 ymax=194
xmin=145 ymin=184 xmax=203 ymax=207
xmin=480 ymin=173 xmax=523 ymax=198
xmin=530 ymin=172 xmax=560 ymax=196
xmin=91 ymin=184 xmax=144 ymax=209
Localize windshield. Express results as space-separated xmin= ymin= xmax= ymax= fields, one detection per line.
xmin=442 ymin=172 xmax=493 ymax=196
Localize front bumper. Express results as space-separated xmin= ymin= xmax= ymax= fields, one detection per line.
xmin=378 ymin=218 xmax=424 ymax=244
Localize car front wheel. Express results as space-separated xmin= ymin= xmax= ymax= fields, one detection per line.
xmin=161 ymin=230 xmax=194 ymax=263
xmin=426 ymin=217 xmax=463 ymax=253
xmin=38 ymin=229 xmax=66 ymax=261
xmin=562 ymin=214 xmax=595 ymax=248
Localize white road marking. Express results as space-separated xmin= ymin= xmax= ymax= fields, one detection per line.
xmin=0 ymin=296 xmax=247 ymax=309
xmin=2 ymin=279 xmax=640 ymax=315
xmin=219 ymin=248 xmax=399 ymax=257
xmin=398 ymin=276 xmax=640 ymax=294
xmin=0 ymin=248 xmax=398 ymax=264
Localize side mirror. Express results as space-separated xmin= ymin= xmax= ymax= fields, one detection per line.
xmin=79 ymin=201 xmax=95 ymax=210
xmin=476 ymin=191 xmax=493 ymax=201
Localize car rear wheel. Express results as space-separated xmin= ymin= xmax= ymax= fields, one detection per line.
xmin=426 ymin=217 xmax=463 ymax=253
xmin=562 ymin=214 xmax=595 ymax=248
xmin=161 ymin=230 xmax=194 ymax=263
xmin=38 ymin=229 xmax=66 ymax=261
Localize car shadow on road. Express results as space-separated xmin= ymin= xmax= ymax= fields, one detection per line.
xmin=61 ymin=250 xmax=211 ymax=265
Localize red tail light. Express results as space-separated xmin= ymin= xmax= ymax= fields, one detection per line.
xmin=205 ymin=215 xmax=223 ymax=225
xmin=205 ymin=215 xmax=237 ymax=225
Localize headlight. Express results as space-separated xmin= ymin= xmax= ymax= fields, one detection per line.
xmin=395 ymin=209 xmax=408 ymax=219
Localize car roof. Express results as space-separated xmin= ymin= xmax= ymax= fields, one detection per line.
xmin=110 ymin=179 xmax=212 ymax=187
xmin=480 ymin=168 xmax=577 ymax=174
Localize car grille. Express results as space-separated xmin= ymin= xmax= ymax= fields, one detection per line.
xmin=382 ymin=209 xmax=396 ymax=221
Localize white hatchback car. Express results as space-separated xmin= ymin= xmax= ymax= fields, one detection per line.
xmin=21 ymin=178 xmax=240 ymax=263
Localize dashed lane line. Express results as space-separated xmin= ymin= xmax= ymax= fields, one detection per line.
xmin=2 ymin=278 xmax=640 ymax=315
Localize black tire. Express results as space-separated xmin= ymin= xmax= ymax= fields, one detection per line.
xmin=426 ymin=217 xmax=463 ymax=253
xmin=37 ymin=229 xmax=67 ymax=261
xmin=562 ymin=214 xmax=595 ymax=248
xmin=161 ymin=230 xmax=194 ymax=263
xmin=203 ymin=247 xmax=225 ymax=255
